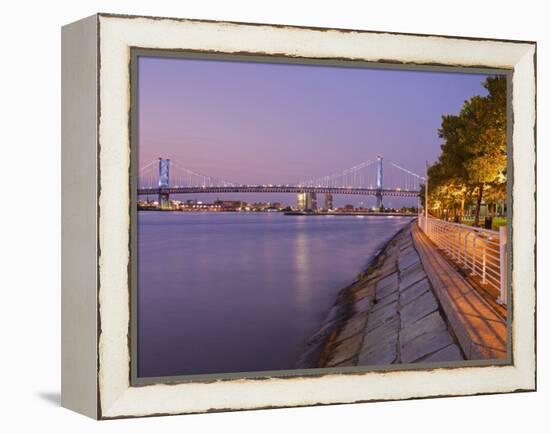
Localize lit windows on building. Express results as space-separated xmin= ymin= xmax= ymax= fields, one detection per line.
xmin=296 ymin=192 xmax=307 ymax=210
xmin=307 ymin=192 xmax=317 ymax=210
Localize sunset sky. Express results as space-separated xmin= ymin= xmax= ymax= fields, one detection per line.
xmin=138 ymin=55 xmax=496 ymax=207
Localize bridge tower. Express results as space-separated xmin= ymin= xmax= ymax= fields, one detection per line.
xmin=158 ymin=158 xmax=171 ymax=210
xmin=376 ymin=155 xmax=383 ymax=209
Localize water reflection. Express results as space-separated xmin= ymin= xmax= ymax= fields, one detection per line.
xmin=138 ymin=212 xmax=412 ymax=377
xmin=293 ymin=225 xmax=311 ymax=309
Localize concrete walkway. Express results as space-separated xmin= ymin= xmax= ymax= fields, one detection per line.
xmin=411 ymin=224 xmax=507 ymax=360
xmin=324 ymin=224 xmax=464 ymax=367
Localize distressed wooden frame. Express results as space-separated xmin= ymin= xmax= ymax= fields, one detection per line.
xmin=61 ymin=13 xmax=536 ymax=419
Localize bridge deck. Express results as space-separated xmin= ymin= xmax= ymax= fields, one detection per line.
xmin=137 ymin=186 xmax=420 ymax=197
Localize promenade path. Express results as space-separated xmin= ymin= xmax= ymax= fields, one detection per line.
xmin=412 ymin=224 xmax=507 ymax=360
xmin=321 ymin=221 xmax=507 ymax=367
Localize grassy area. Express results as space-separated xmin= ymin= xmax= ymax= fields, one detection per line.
xmin=492 ymin=217 xmax=507 ymax=230
xmin=460 ymin=216 xmax=507 ymax=231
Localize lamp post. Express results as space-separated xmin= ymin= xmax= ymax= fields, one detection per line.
xmin=424 ymin=160 xmax=429 ymax=231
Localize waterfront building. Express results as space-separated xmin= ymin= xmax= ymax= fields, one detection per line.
xmin=324 ymin=193 xmax=333 ymax=210
xmin=296 ymin=192 xmax=307 ymax=210
xmin=214 ymin=199 xmax=245 ymax=211
xmin=307 ymin=192 xmax=318 ymax=210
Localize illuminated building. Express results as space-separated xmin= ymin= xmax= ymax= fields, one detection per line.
xmin=296 ymin=192 xmax=307 ymax=210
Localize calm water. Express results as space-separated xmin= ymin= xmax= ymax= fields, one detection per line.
xmin=137 ymin=212 xmax=412 ymax=377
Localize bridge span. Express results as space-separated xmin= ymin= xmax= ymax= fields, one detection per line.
xmin=138 ymin=156 xmax=424 ymax=210
xmin=137 ymin=185 xmax=419 ymax=197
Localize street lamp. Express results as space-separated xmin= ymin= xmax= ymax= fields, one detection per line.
xmin=424 ymin=160 xmax=429 ymax=231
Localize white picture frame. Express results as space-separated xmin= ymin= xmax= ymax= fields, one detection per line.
xmin=61 ymin=13 xmax=536 ymax=419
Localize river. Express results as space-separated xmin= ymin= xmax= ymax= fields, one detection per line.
xmin=137 ymin=211 xmax=413 ymax=377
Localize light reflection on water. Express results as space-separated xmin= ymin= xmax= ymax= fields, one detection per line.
xmin=293 ymin=223 xmax=311 ymax=308
xmin=137 ymin=212 xmax=412 ymax=377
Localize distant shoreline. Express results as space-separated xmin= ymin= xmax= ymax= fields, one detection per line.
xmin=284 ymin=211 xmax=416 ymax=217
xmin=137 ymin=208 xmax=417 ymax=217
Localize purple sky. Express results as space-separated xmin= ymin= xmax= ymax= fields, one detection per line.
xmin=138 ymin=56 xmax=495 ymax=207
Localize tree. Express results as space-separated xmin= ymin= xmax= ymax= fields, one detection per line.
xmin=430 ymin=76 xmax=507 ymax=226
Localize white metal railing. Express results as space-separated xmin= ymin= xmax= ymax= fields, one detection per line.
xmin=419 ymin=216 xmax=507 ymax=305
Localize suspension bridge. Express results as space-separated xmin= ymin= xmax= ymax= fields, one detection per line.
xmin=137 ymin=156 xmax=425 ymax=210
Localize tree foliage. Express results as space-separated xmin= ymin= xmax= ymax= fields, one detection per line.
xmin=426 ymin=76 xmax=507 ymax=225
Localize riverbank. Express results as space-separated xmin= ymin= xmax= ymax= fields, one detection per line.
xmin=139 ymin=211 xmax=414 ymax=375
xmin=296 ymin=220 xmax=465 ymax=368
xmin=284 ymin=211 xmax=418 ymax=217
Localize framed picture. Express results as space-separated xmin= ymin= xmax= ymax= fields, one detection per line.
xmin=61 ymin=13 xmax=536 ymax=419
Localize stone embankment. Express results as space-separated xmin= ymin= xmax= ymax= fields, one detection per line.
xmin=296 ymin=221 xmax=465 ymax=369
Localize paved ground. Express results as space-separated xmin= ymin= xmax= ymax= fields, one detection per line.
xmin=324 ymin=225 xmax=465 ymax=367
xmin=412 ymin=224 xmax=507 ymax=359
